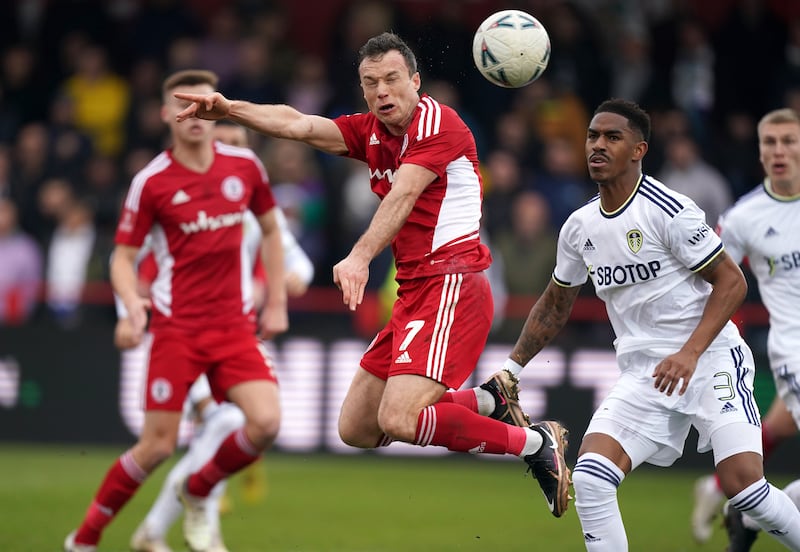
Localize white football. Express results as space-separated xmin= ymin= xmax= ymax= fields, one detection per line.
xmin=472 ymin=9 xmax=551 ymax=88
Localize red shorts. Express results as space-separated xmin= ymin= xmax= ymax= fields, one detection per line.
xmin=361 ymin=271 xmax=493 ymax=390
xmin=145 ymin=326 xmax=277 ymax=411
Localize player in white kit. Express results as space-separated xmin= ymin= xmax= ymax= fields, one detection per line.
xmin=690 ymin=107 xmax=800 ymax=551
xmin=497 ymin=98 xmax=800 ymax=551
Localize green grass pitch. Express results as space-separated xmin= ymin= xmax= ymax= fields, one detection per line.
xmin=0 ymin=443 xmax=790 ymax=551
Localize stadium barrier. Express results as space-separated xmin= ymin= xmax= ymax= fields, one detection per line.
xmin=0 ymin=314 xmax=795 ymax=472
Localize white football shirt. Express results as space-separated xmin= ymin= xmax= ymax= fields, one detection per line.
xmin=554 ymin=175 xmax=742 ymax=361
xmin=718 ymin=180 xmax=800 ymax=367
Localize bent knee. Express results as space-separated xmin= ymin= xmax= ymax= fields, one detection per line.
xmin=245 ymin=413 xmax=280 ymax=444
xmin=717 ymin=451 xmax=764 ymax=497
xmin=338 ymin=421 xmax=380 ymax=449
xmin=572 ymin=457 xmax=621 ymax=506
xmin=376 ymin=412 xmax=416 ymax=443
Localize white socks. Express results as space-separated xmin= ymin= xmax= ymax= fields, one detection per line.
xmin=519 ymin=427 xmax=544 ymax=458
xmin=573 ymin=452 xmax=628 ymax=551
xmin=143 ymin=403 xmax=245 ymax=538
xmin=474 ymin=387 xmax=495 ymax=417
xmin=730 ymin=478 xmax=800 ymax=550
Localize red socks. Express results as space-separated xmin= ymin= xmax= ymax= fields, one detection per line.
xmin=414 ymin=402 xmax=525 ymax=455
xmin=438 ymin=388 xmax=479 ymax=412
xmin=187 ymin=428 xmax=261 ymax=497
xmin=74 ymin=451 xmax=146 ymax=545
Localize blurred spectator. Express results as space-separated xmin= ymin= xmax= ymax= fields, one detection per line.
xmin=9 ymin=123 xmax=53 ymax=241
xmin=128 ymin=96 xmax=167 ymax=153
xmin=645 ymin=106 xmax=692 ymax=174
xmin=38 ymin=179 xmax=99 ymax=327
xmin=82 ymin=154 xmax=124 ymax=234
xmin=645 ymin=0 xmax=692 ymax=109
xmin=670 ymin=18 xmax=715 ymax=144
xmin=544 ymin=1 xmax=611 ymax=111
xmin=610 ymin=27 xmax=655 ymax=105
xmin=774 ymin=18 xmax=800 ymax=107
xmin=47 ymin=93 xmax=94 ymax=181
xmin=327 ymin=0 xmax=398 ymax=114
xmin=125 ymin=58 xmax=168 ymax=151
xmin=61 ymin=44 xmax=131 ymax=157
xmin=0 ymin=197 xmax=42 ymax=325
xmin=534 ymin=136 xmax=595 ymax=227
xmin=122 ymin=146 xmax=159 ymax=184
xmin=658 ymin=133 xmax=733 ymax=226
xmin=493 ymin=189 xmax=558 ymax=298
xmin=515 ymin=77 xmax=589 ymax=172
xmin=195 ymin=5 xmax=243 ymax=88
xmin=165 ymin=36 xmax=200 ymax=73
xmin=0 ymin=44 xmax=47 ymax=141
xmin=492 ymin=110 xmax=538 ymax=163
xmin=226 ymin=34 xmax=284 ymax=106
xmin=261 ymin=139 xmax=327 ymax=269
xmin=481 ymin=149 xmax=526 ymax=238
xmin=283 ymin=54 xmax=331 ymax=116
xmin=249 ymin=5 xmax=296 ymax=83
xmin=710 ymin=110 xmax=763 ymax=199
xmin=37 ymin=0 xmax=117 ymax=83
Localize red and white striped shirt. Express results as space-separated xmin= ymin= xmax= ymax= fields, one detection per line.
xmin=334 ymin=94 xmax=491 ymax=280
xmin=114 ymin=142 xmax=276 ymax=331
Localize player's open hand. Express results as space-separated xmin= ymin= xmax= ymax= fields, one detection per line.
xmin=174 ymin=92 xmax=231 ymax=122
xmin=333 ymin=254 xmax=369 ymax=311
xmin=652 ymin=349 xmax=697 ymax=396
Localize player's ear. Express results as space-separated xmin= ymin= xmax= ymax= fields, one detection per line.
xmin=632 ymin=140 xmax=648 ymax=161
xmin=411 ymin=72 xmax=421 ymax=91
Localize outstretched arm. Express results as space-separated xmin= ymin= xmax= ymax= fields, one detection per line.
xmin=175 ymin=92 xmax=348 ymax=155
xmin=508 ymin=280 xmax=581 ymax=369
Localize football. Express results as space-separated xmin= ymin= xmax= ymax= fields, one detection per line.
xmin=472 ymin=9 xmax=551 ymax=88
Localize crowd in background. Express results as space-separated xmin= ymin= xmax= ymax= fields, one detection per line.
xmin=1 ymin=0 xmax=798 ymax=332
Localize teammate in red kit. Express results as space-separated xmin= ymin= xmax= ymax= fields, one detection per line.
xmin=64 ymin=69 xmax=287 ymax=552
xmin=175 ymin=32 xmax=571 ymax=518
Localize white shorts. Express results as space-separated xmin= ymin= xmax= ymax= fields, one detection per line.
xmin=772 ymin=361 xmax=800 ymax=427
xmin=585 ymin=342 xmax=762 ymax=468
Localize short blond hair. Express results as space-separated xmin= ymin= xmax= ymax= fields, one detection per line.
xmin=162 ymin=69 xmax=219 ymax=98
xmin=758 ymin=108 xmax=800 ymax=136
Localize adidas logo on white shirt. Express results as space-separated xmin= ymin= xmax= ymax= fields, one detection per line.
xmin=394 ymin=350 xmax=412 ymax=364
xmin=171 ymin=189 xmax=191 ymax=205
xmin=583 ymin=238 xmax=596 ymax=251
xmin=720 ymin=401 xmax=738 ymax=414
xmin=369 ymin=133 xmax=381 ymax=145
xmin=765 ymin=227 xmax=778 ymax=237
